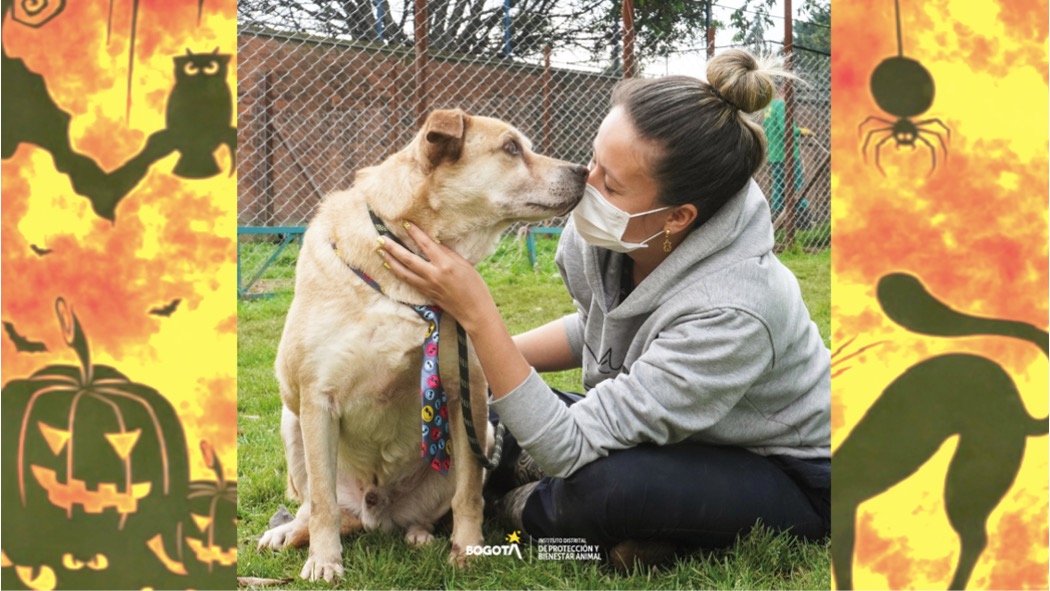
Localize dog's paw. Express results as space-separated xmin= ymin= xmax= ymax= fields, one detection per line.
xmin=447 ymin=542 xmax=474 ymax=568
xmin=258 ymin=521 xmax=302 ymax=550
xmin=405 ymin=526 xmax=435 ymax=547
xmin=299 ymin=555 xmax=344 ymax=583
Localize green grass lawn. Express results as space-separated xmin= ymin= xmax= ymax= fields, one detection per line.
xmin=236 ymin=234 xmax=831 ymax=590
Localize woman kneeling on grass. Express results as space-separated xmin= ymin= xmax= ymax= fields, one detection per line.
xmin=379 ymin=48 xmax=830 ymax=570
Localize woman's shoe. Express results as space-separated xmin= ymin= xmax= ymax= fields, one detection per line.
xmin=608 ymin=539 xmax=678 ymax=573
xmin=487 ymin=481 xmax=539 ymax=534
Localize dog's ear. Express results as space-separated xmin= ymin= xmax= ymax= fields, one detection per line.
xmin=421 ymin=109 xmax=466 ymax=167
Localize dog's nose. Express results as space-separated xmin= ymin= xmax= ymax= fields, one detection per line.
xmin=571 ymin=164 xmax=589 ymax=180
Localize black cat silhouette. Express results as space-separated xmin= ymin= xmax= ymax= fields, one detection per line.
xmin=832 ymin=273 xmax=1048 ymax=590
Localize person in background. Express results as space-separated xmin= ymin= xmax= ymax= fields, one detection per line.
xmin=763 ymin=89 xmax=811 ymax=229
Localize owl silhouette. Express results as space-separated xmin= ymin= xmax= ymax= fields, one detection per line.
xmin=165 ymin=48 xmax=236 ymax=179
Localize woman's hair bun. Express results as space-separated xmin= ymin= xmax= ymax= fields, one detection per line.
xmin=706 ymin=48 xmax=785 ymax=114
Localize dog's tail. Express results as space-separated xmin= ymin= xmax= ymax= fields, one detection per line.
xmin=877 ymin=273 xmax=1049 ymax=357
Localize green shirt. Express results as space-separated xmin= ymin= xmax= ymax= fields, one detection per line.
xmin=763 ymin=98 xmax=802 ymax=163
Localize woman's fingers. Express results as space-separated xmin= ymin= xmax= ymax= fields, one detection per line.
xmin=378 ymin=235 xmax=414 ymax=267
xmin=403 ymin=222 xmax=444 ymax=259
xmin=377 ymin=222 xmax=476 ymax=307
xmin=382 ymin=222 xmax=458 ymax=277
xmin=375 ymin=222 xmax=494 ymax=328
xmin=378 ymin=237 xmax=429 ymax=286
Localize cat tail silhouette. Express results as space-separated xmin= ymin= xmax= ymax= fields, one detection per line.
xmin=1027 ymin=413 xmax=1050 ymax=436
xmin=878 ymin=272 xmax=1049 ymax=435
xmin=878 ymin=273 xmax=1049 ymax=355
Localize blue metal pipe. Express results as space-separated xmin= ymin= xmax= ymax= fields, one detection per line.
xmin=375 ymin=0 xmax=385 ymax=41
xmin=503 ymin=0 xmax=511 ymax=56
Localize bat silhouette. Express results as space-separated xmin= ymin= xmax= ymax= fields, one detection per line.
xmin=2 ymin=322 xmax=48 ymax=352
xmin=149 ymin=299 xmax=181 ymax=317
xmin=30 ymin=244 xmax=52 ymax=256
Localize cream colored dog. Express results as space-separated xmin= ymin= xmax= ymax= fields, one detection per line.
xmin=257 ymin=109 xmax=587 ymax=582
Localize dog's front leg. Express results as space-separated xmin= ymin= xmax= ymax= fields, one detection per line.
xmin=446 ymin=351 xmax=488 ymax=566
xmin=298 ymin=389 xmax=344 ymax=582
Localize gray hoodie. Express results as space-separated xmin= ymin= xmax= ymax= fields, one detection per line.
xmin=491 ymin=179 xmax=831 ymax=478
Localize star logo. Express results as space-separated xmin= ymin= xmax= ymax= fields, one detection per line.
xmin=505 ymin=530 xmax=522 ymax=545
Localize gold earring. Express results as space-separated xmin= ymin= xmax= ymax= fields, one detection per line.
xmin=663 ymin=229 xmax=673 ymax=253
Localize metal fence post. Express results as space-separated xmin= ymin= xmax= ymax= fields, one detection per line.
xmin=782 ymin=0 xmax=799 ymax=248
xmin=542 ymin=45 xmax=551 ymax=154
xmin=622 ymin=0 xmax=635 ymax=78
xmin=414 ymin=0 xmax=429 ymax=128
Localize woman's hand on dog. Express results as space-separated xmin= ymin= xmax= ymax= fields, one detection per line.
xmin=379 ymin=222 xmax=532 ymax=399
xmin=378 ymin=222 xmax=494 ymax=331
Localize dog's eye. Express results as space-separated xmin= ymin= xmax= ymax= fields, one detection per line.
xmin=503 ymin=139 xmax=521 ymax=157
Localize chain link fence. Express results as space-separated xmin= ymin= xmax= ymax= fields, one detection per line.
xmin=236 ymin=3 xmax=830 ymax=295
xmin=653 ymin=44 xmax=830 ymax=254
xmin=764 ymin=49 xmax=830 ymax=252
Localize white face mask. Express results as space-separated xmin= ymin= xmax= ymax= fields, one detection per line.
xmin=571 ymin=184 xmax=670 ymax=253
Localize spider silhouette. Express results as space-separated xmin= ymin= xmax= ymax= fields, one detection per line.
xmin=859 ymin=0 xmax=950 ymax=176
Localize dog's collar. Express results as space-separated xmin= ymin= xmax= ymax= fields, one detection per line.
xmin=330 ymin=208 xmax=415 ymax=301
xmin=366 ymin=207 xmax=412 ymax=251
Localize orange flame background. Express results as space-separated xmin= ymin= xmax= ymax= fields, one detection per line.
xmin=832 ymin=0 xmax=1048 ymax=588
xmin=1 ymin=0 xmax=237 ymax=481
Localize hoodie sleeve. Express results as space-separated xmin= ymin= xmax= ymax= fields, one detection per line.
xmin=491 ymin=308 xmax=774 ymax=478
xmin=554 ymin=220 xmax=589 ymax=367
xmin=562 ymin=312 xmax=585 ymax=367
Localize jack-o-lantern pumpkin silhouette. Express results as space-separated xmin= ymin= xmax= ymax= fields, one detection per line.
xmin=1 ymin=298 xmax=201 ymax=590
xmin=185 ymin=441 xmax=236 ymax=578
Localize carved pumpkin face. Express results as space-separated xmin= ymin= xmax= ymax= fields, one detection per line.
xmin=0 ymin=549 xmax=114 ymax=591
xmin=26 ymin=405 xmax=162 ymax=518
xmin=1 ymin=550 xmax=57 ymax=591
xmin=1 ymin=299 xmax=201 ymax=590
xmin=183 ymin=441 xmax=237 ymax=578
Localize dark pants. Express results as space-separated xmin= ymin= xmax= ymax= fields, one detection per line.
xmin=488 ymin=391 xmax=830 ymax=550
